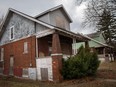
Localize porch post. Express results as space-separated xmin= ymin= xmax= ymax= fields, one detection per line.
xmin=51 ymin=32 xmax=63 ymax=82
xmin=103 ymin=47 xmax=105 ymax=58
xmin=85 ymin=41 xmax=89 ymax=48
xmin=73 ymin=38 xmax=76 ymax=55
xmin=36 ymin=38 xmax=38 ymax=58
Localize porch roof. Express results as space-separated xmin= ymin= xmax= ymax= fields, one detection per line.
xmin=35 ymin=27 xmax=90 ymax=42
xmin=35 ymin=28 xmax=113 ymax=48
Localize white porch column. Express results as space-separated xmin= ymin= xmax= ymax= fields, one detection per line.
xmin=36 ymin=37 xmax=38 ymax=58
xmin=103 ymin=48 xmax=106 ymax=58
xmin=73 ymin=38 xmax=77 ymax=55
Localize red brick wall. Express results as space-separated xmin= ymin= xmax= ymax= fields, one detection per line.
xmin=52 ymin=33 xmax=63 ymax=82
xmin=0 ymin=36 xmax=36 ymax=76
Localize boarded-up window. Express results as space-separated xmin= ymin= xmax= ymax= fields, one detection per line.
xmin=10 ymin=26 xmax=14 ymax=40
xmin=0 ymin=48 xmax=4 ymax=61
xmin=24 ymin=42 xmax=28 ymax=53
xmin=55 ymin=16 xmax=65 ymax=29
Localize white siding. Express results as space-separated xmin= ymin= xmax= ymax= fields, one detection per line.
xmin=36 ymin=23 xmax=49 ymax=33
xmin=37 ymin=13 xmax=50 ymax=24
xmin=50 ymin=9 xmax=70 ymax=30
xmin=36 ymin=9 xmax=70 ymax=30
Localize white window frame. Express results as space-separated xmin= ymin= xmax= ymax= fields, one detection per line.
xmin=10 ymin=26 xmax=14 ymax=40
xmin=23 ymin=42 xmax=28 ymax=54
xmin=0 ymin=48 xmax=4 ymax=61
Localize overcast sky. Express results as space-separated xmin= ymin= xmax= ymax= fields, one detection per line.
xmin=0 ymin=0 xmax=94 ymax=34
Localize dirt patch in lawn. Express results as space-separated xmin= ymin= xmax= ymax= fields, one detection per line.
xmin=97 ymin=69 xmax=116 ymax=79
xmin=98 ymin=61 xmax=116 ymax=70
xmin=97 ymin=61 xmax=116 ymax=79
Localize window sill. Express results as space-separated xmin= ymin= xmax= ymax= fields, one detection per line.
xmin=23 ymin=52 xmax=28 ymax=54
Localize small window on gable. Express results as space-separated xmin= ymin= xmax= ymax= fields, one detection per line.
xmin=0 ymin=48 xmax=4 ymax=61
xmin=24 ymin=42 xmax=28 ymax=54
xmin=10 ymin=26 xmax=14 ymax=40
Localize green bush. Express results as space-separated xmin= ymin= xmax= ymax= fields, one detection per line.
xmin=62 ymin=45 xmax=100 ymax=79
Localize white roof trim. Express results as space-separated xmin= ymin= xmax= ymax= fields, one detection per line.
xmin=55 ymin=27 xmax=88 ymax=40
xmin=9 ymin=8 xmax=54 ymax=29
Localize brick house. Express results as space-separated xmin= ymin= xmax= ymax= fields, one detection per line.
xmin=0 ymin=5 xmax=88 ymax=82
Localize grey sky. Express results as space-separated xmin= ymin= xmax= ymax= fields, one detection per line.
xmin=0 ymin=0 xmax=94 ymax=34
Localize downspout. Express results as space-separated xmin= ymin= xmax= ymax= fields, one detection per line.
xmin=35 ymin=22 xmax=39 ymax=80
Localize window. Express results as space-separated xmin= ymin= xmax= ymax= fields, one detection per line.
xmin=24 ymin=42 xmax=28 ymax=54
xmin=10 ymin=26 xmax=14 ymax=40
xmin=0 ymin=48 xmax=4 ymax=61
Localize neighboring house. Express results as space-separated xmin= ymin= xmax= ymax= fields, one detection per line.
xmin=0 ymin=5 xmax=89 ymax=82
xmin=73 ymin=32 xmax=113 ymax=62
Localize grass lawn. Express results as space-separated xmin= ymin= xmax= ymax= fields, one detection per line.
xmin=0 ymin=61 xmax=116 ymax=87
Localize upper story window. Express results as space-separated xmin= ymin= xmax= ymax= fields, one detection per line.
xmin=10 ymin=26 xmax=14 ymax=40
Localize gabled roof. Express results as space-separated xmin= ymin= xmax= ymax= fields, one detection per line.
xmin=34 ymin=5 xmax=72 ymax=23
xmin=0 ymin=8 xmax=55 ymax=39
xmin=9 ymin=8 xmax=55 ymax=29
xmin=0 ymin=7 xmax=89 ymax=42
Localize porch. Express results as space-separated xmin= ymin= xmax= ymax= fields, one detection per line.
xmin=35 ymin=29 xmax=89 ymax=82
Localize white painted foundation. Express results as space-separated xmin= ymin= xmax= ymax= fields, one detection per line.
xmin=36 ymin=57 xmax=53 ymax=81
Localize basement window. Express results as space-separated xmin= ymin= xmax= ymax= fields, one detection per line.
xmin=23 ymin=42 xmax=28 ymax=54
xmin=10 ymin=26 xmax=14 ymax=40
xmin=0 ymin=48 xmax=4 ymax=61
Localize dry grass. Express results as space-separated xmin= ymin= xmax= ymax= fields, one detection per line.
xmin=0 ymin=61 xmax=116 ymax=87
xmin=0 ymin=77 xmax=116 ymax=87
xmin=98 ymin=61 xmax=116 ymax=70
xmin=97 ymin=61 xmax=116 ymax=79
